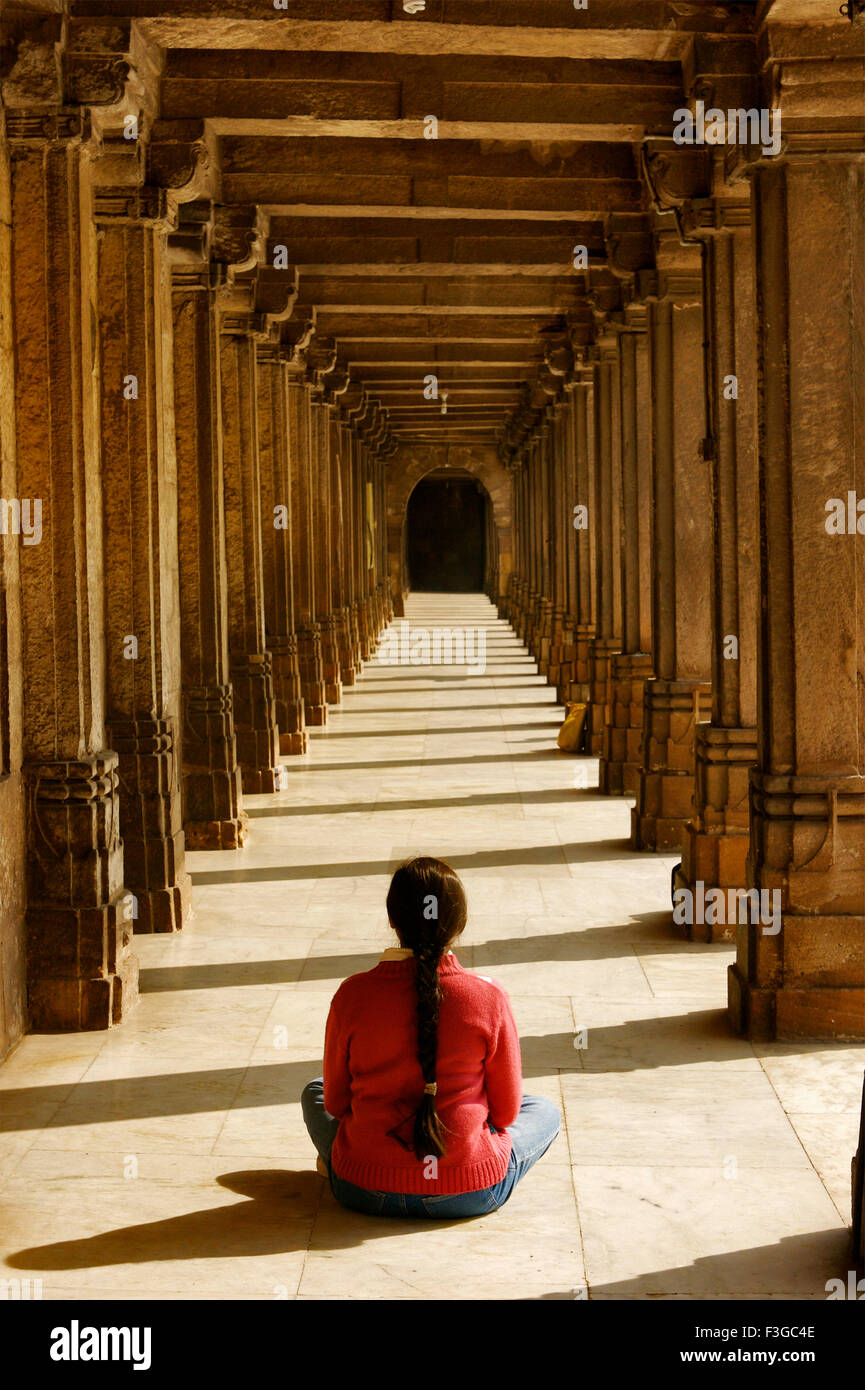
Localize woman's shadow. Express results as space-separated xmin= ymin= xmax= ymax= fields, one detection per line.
xmin=6 ymin=1171 xmax=350 ymax=1271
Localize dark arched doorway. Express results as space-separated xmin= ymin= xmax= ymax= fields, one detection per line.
xmin=406 ymin=472 xmax=488 ymax=592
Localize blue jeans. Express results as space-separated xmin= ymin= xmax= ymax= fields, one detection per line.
xmin=301 ymin=1078 xmax=561 ymax=1219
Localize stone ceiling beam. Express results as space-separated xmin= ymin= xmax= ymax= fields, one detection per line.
xmin=264 ymin=215 xmax=608 ymax=268
xmin=218 ymin=136 xmax=644 ymax=216
xmin=159 ymin=50 xmax=682 ymax=141
xmin=293 ymin=276 xmax=584 ymax=311
xmin=71 ymin=3 xmax=758 ymax=62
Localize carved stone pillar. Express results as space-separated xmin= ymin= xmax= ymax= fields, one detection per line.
xmin=342 ymin=423 xmax=363 ymax=677
xmin=218 ymin=310 xmax=282 ymax=793
xmin=7 ymin=111 xmax=138 ymax=1025
xmin=553 ymin=391 xmax=578 ymax=700
xmin=285 ymin=362 xmax=327 ymax=725
xmin=631 ymin=240 xmax=713 ymax=852
xmin=170 ymin=243 xmax=247 ymax=848
xmin=327 ymin=396 xmax=357 ymax=687
xmin=569 ymin=371 xmax=596 ymax=707
xmin=307 ymin=350 xmax=342 ymax=706
xmin=257 ymin=344 xmax=306 ymax=754
xmin=588 ymin=337 xmax=623 ymax=756
xmin=512 ymin=463 xmax=528 ymax=641
xmin=526 ymin=435 xmax=543 ymax=654
xmin=728 ymin=138 xmax=865 ymax=1040
xmin=533 ymin=417 xmax=554 ymax=674
xmin=94 ymin=182 xmax=191 ymax=932
xmin=601 ymin=308 xmax=654 ymax=796
xmin=675 ymin=197 xmax=759 ymax=937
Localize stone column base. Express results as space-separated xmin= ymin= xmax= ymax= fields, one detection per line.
xmin=531 ymin=593 xmax=546 ymax=655
xmin=587 ymin=636 xmax=621 ymax=757
xmin=501 ymin=575 xmax=517 ymax=625
xmin=298 ymin=623 xmax=328 ymax=725
xmin=535 ymin=598 xmax=553 ymax=675
xmin=348 ymin=602 xmax=363 ymax=674
xmin=675 ymin=724 xmax=758 ymax=941
xmin=181 ymin=685 xmax=248 ymax=848
xmin=319 ymin=612 xmax=344 ymax=705
xmin=108 ymin=716 xmax=191 ymax=933
xmin=356 ymin=598 xmax=372 ymax=661
xmin=337 ymin=606 xmax=358 ymax=686
xmin=269 ymin=633 xmax=307 ymax=756
xmin=727 ymin=770 xmax=865 ymax=1040
xmin=24 ymin=753 xmax=139 ymax=1030
xmin=630 ymin=678 xmax=712 ymax=851
xmin=382 ymin=581 xmax=395 ymax=627
xmin=229 ymin=651 xmax=283 ymax=793
xmin=28 ymin=894 xmax=140 ymax=1031
xmin=728 ymin=961 xmax=865 ymax=1042
xmin=565 ymin=623 xmax=595 ymax=709
xmin=519 ymin=588 xmax=536 ymax=647
xmin=551 ymin=614 xmax=576 ymax=701
xmin=600 ymin=651 xmax=653 ymax=796
xmin=508 ymin=578 xmax=525 ymax=638
xmin=545 ymin=606 xmax=564 ymax=686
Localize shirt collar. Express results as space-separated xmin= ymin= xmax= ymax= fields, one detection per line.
xmin=379 ymin=948 xmax=455 ymax=962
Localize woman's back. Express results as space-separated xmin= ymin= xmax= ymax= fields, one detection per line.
xmin=324 ymin=953 xmax=522 ymax=1195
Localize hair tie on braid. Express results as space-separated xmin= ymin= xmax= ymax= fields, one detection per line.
xmin=424 ymin=1082 xmax=437 ymax=1095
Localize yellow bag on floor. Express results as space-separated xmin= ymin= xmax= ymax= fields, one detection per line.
xmin=557 ymin=702 xmax=587 ymax=752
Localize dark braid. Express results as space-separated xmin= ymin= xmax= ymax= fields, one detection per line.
xmin=413 ymin=944 xmax=445 ymax=1159
xmin=386 ymin=857 xmax=467 ymax=1161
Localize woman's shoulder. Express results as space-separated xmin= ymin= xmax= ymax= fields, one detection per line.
xmin=448 ymin=961 xmax=512 ymax=1006
xmin=329 ymin=959 xmax=402 ymax=1006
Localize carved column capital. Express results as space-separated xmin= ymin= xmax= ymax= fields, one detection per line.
xmin=91 ymin=184 xmax=176 ymax=230
xmin=4 ymin=107 xmax=89 ymax=146
xmin=680 ymin=193 xmax=752 ymax=240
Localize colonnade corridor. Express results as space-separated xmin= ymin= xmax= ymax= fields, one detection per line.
xmin=0 ymin=593 xmax=857 ymax=1301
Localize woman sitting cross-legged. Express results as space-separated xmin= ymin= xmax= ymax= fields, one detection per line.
xmin=301 ymin=856 xmax=561 ymax=1219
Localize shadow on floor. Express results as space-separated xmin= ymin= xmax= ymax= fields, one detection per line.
xmin=189 ymin=837 xmax=628 ymax=887
xmin=334 ymin=703 xmax=566 ymax=714
xmin=309 ymin=721 xmax=560 ymax=739
xmin=270 ymin=748 xmax=565 ymax=775
xmin=244 ymin=785 xmax=595 ymax=819
xmin=6 ymin=1170 xmax=482 ymax=1273
xmin=1 ymin=1059 xmax=322 ymax=1132
xmin=529 ymin=1227 xmax=854 ymax=1299
xmin=6 ymin=1171 xmax=329 ymax=1270
xmin=138 ymin=952 xmax=383 ymax=992
xmin=136 ymin=914 xmax=721 ymax=997
xmin=520 ymin=1010 xmax=751 ymax=1074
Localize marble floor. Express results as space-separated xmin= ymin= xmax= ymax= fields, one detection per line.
xmin=1 ymin=593 xmax=862 ymax=1301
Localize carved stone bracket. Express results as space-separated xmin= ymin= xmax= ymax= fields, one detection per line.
xmin=281 ymin=312 xmax=317 ymax=370
xmin=148 ymin=119 xmax=219 ymax=209
xmin=212 ymin=203 xmax=269 ymax=276
xmin=642 ymin=142 xmax=712 ymax=213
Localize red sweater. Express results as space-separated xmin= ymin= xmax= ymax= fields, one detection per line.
xmin=323 ymin=954 xmax=522 ymax=1194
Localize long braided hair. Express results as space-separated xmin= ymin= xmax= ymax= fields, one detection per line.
xmin=386 ymin=857 xmax=467 ymax=1161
